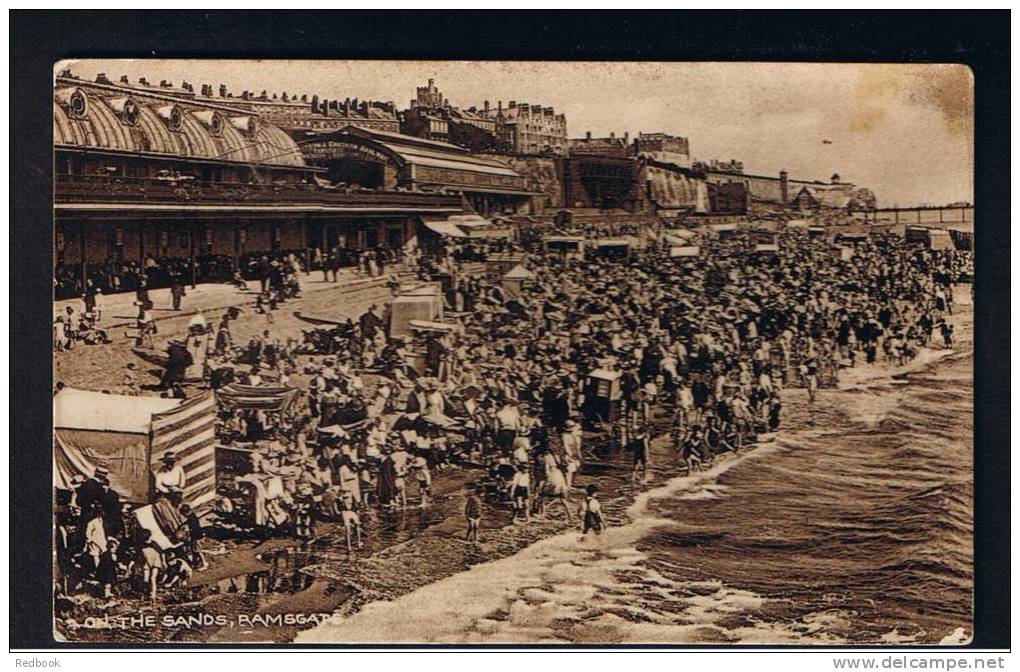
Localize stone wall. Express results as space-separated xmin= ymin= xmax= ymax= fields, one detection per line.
xmin=485 ymin=154 xmax=564 ymax=214
xmin=643 ymin=164 xmax=708 ymax=212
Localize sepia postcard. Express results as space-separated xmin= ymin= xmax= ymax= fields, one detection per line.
xmin=50 ymin=59 xmax=974 ymax=645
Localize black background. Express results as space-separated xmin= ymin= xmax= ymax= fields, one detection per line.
xmin=10 ymin=10 xmax=1010 ymax=650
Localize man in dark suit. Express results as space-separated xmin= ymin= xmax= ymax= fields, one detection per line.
xmin=99 ymin=474 xmax=124 ymax=540
xmin=74 ymin=467 xmax=107 ymax=526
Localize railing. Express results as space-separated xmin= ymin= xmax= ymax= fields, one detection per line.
xmin=54 ymin=174 xmax=463 ymax=209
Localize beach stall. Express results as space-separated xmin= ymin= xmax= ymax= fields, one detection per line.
xmin=403 ymin=320 xmax=460 ymax=376
xmin=750 ymin=230 xmax=779 ymax=253
xmin=593 ymin=238 xmax=633 ymax=261
xmin=542 ymin=235 xmax=586 ymax=262
xmin=54 ymin=388 xmax=218 ymax=510
xmin=709 ymin=222 xmax=739 ymax=239
xmin=583 ymin=369 xmax=623 ymax=423
xmin=669 ymin=245 xmax=701 ymax=258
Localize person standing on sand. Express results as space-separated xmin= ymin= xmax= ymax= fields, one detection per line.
xmin=509 ymin=463 xmax=531 ymax=523
xmin=580 ymin=484 xmax=605 ymax=539
xmin=464 ymin=483 xmax=483 ymax=543
xmin=629 ymin=428 xmax=650 ymax=483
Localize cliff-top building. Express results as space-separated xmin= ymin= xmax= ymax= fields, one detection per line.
xmin=634 ymin=132 xmax=691 ymax=167
xmin=485 ymin=101 xmax=568 ymax=156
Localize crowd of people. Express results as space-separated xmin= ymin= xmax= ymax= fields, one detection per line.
xmin=55 ymin=453 xmax=205 ymax=604
xmin=54 ymin=222 xmax=970 ymax=609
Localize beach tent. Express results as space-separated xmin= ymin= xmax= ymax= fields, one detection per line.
xmin=948 ymin=228 xmax=973 ymax=251
xmin=391 ymin=291 xmax=445 ymax=338
xmin=54 ymin=388 xmax=218 ymax=510
xmin=501 ymin=264 xmax=536 ymax=298
xmin=927 ymin=229 xmax=954 ymax=251
xmin=484 ymin=253 xmax=527 ymax=283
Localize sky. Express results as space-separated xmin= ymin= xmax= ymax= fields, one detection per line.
xmin=60 ymin=60 xmax=974 ymax=208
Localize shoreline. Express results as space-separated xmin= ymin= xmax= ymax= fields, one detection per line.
xmin=295 ymin=294 xmax=974 ymax=645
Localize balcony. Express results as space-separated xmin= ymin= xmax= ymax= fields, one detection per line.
xmin=54 ymin=174 xmax=464 ymax=210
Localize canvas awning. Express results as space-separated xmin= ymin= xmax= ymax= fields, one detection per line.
xmin=663 ymin=231 xmax=697 ymax=246
xmin=216 ymin=384 xmax=299 ymax=413
xmin=54 ymin=388 xmax=181 ymax=434
xmin=421 ymin=217 xmax=469 ymax=238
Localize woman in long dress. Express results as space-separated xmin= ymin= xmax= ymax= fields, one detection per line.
xmin=538 ymin=450 xmax=572 ymax=521
xmin=376 ymin=451 xmax=398 ymax=509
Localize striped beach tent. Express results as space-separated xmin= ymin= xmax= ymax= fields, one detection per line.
xmin=54 ymin=388 xmax=217 ymax=511
xmin=150 ymin=392 xmax=218 ymax=511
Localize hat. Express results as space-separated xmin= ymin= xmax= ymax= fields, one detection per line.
xmin=159 ymin=452 xmax=177 ymax=464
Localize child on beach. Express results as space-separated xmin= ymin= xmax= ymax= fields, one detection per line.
xmin=509 ymin=464 xmax=531 ymax=523
xmin=464 ymin=483 xmax=483 ymax=543
xmin=629 ymin=429 xmax=650 ymax=483
xmin=336 ymin=490 xmax=363 ymax=552
xmin=411 ymin=451 xmax=432 ymax=508
xmin=580 ymin=485 xmax=605 ymax=539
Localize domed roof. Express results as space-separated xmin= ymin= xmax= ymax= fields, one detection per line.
xmin=54 ymin=86 xmax=305 ymax=168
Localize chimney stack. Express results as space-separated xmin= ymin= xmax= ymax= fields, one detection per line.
xmin=219 ymin=83 xmax=227 ymax=98
xmin=779 ymin=170 xmax=789 ymax=205
xmin=586 ymin=131 xmax=592 ymax=140
xmin=139 ymin=77 xmax=149 ymax=86
xmin=120 ymin=75 xmax=129 ymax=84
xmin=95 ymin=73 xmax=110 ymax=84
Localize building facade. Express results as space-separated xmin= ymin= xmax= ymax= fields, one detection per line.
xmin=701 ymin=167 xmax=876 ymax=211
xmin=634 ymin=132 xmax=691 ymax=167
xmin=53 ymin=74 xmax=463 ymax=298
xmin=300 ymin=126 xmax=536 ymax=216
xmin=486 ymin=101 xmax=568 ymax=156
xmin=568 ymin=131 xmax=631 ymax=158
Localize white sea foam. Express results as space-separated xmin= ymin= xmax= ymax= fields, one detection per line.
xmin=298 ymin=439 xmax=849 ymax=644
